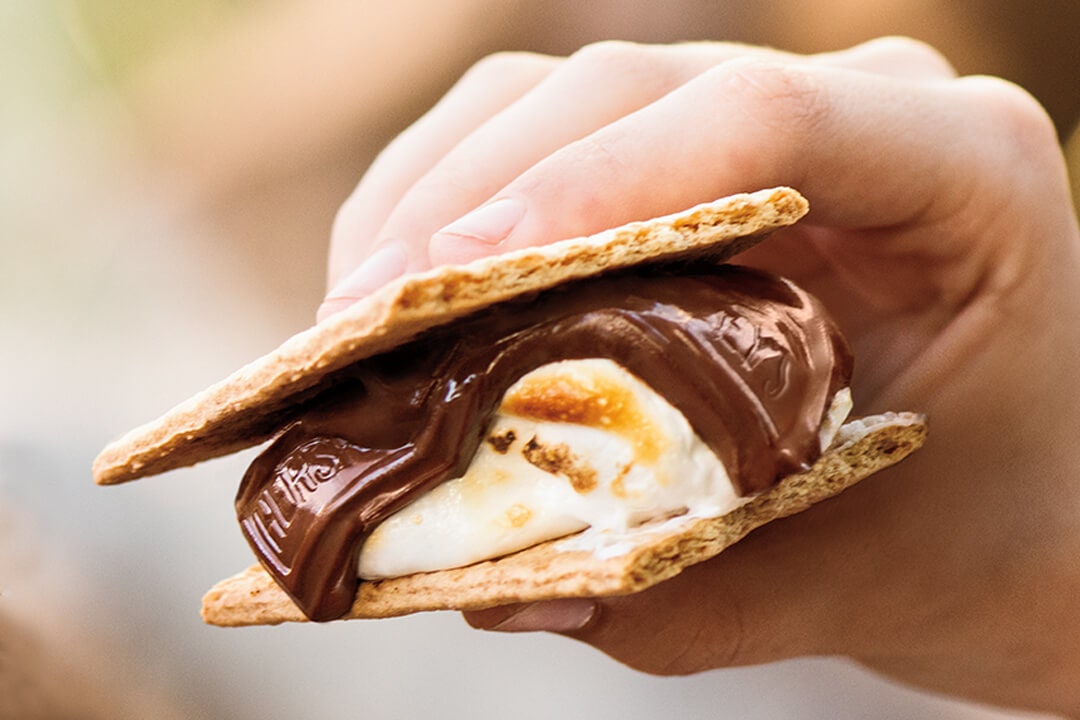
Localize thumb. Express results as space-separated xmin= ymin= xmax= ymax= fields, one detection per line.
xmin=464 ymin=497 xmax=868 ymax=675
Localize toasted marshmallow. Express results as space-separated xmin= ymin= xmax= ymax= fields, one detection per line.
xmin=357 ymin=359 xmax=851 ymax=579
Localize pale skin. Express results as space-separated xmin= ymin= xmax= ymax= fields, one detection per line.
xmin=319 ymin=38 xmax=1080 ymax=716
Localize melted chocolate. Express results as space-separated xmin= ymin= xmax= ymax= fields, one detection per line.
xmin=236 ymin=265 xmax=852 ymax=621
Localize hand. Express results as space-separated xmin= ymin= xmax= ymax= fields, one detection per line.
xmin=323 ymin=38 xmax=1080 ymax=715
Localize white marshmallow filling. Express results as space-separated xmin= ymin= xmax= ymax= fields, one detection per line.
xmin=357 ymin=359 xmax=852 ymax=580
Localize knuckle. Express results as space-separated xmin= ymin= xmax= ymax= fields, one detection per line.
xmin=567 ymin=39 xmax=650 ymax=72
xmin=358 ymin=131 xmax=414 ymax=192
xmin=562 ymin=40 xmax=681 ymax=90
xmin=626 ymin=621 xmax=748 ymax=677
xmin=330 ymin=187 xmax=379 ymax=251
xmin=583 ymin=595 xmax=751 ymax=677
xmin=461 ymin=50 xmax=554 ymax=85
xmin=958 ymin=75 xmax=1058 ymax=158
xmin=856 ymin=35 xmax=957 ymax=76
xmin=970 ymin=75 xmax=1056 ymax=138
xmin=710 ymin=58 xmax=832 ymax=134
xmin=575 ymin=128 xmax=631 ymax=171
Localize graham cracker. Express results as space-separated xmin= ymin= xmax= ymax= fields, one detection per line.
xmin=92 ymin=187 xmax=807 ymax=486
xmin=201 ymin=413 xmax=927 ymax=626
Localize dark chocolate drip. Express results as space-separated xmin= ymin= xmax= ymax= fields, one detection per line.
xmin=235 ymin=265 xmax=852 ymax=621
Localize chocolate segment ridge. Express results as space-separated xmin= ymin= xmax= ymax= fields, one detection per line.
xmin=235 ymin=264 xmax=853 ymax=621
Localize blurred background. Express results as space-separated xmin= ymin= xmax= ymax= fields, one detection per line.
xmin=1 ymin=1 xmax=1077 ymax=717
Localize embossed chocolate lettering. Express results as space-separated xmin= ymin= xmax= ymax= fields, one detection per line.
xmin=241 ymin=437 xmax=368 ymax=578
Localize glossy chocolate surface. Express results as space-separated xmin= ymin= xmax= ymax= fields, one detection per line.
xmin=235 ymin=264 xmax=852 ymax=621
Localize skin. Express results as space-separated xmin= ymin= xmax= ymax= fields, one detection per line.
xmin=319 ymin=39 xmax=1080 ymax=715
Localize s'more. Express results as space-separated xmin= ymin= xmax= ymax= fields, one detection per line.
xmin=93 ymin=187 xmax=927 ymax=626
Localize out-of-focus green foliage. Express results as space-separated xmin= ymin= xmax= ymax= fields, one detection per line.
xmin=60 ymin=0 xmax=261 ymax=84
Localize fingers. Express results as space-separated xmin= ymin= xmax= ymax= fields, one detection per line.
xmin=424 ymin=57 xmax=997 ymax=269
xmin=322 ymin=42 xmax=792 ymax=318
xmin=320 ymin=51 xmax=558 ymax=317
xmin=323 ymin=37 xmax=961 ymax=318
xmin=809 ymin=35 xmax=957 ymax=79
xmin=419 ymin=39 xmax=966 ymax=271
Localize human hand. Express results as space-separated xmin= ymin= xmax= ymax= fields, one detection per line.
xmin=323 ymin=38 xmax=1080 ymax=715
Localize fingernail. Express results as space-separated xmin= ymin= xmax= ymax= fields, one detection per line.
xmin=466 ymin=599 xmax=597 ymax=633
xmin=318 ymin=243 xmax=408 ymax=322
xmin=434 ymin=197 xmax=525 ymax=247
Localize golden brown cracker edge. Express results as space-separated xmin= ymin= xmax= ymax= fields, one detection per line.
xmin=93 ymin=187 xmax=808 ymax=486
xmin=201 ymin=413 xmax=927 ymax=627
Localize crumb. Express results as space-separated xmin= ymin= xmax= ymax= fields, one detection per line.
xmin=522 ymin=436 xmax=598 ymax=493
xmin=486 ymin=429 xmax=517 ymax=454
